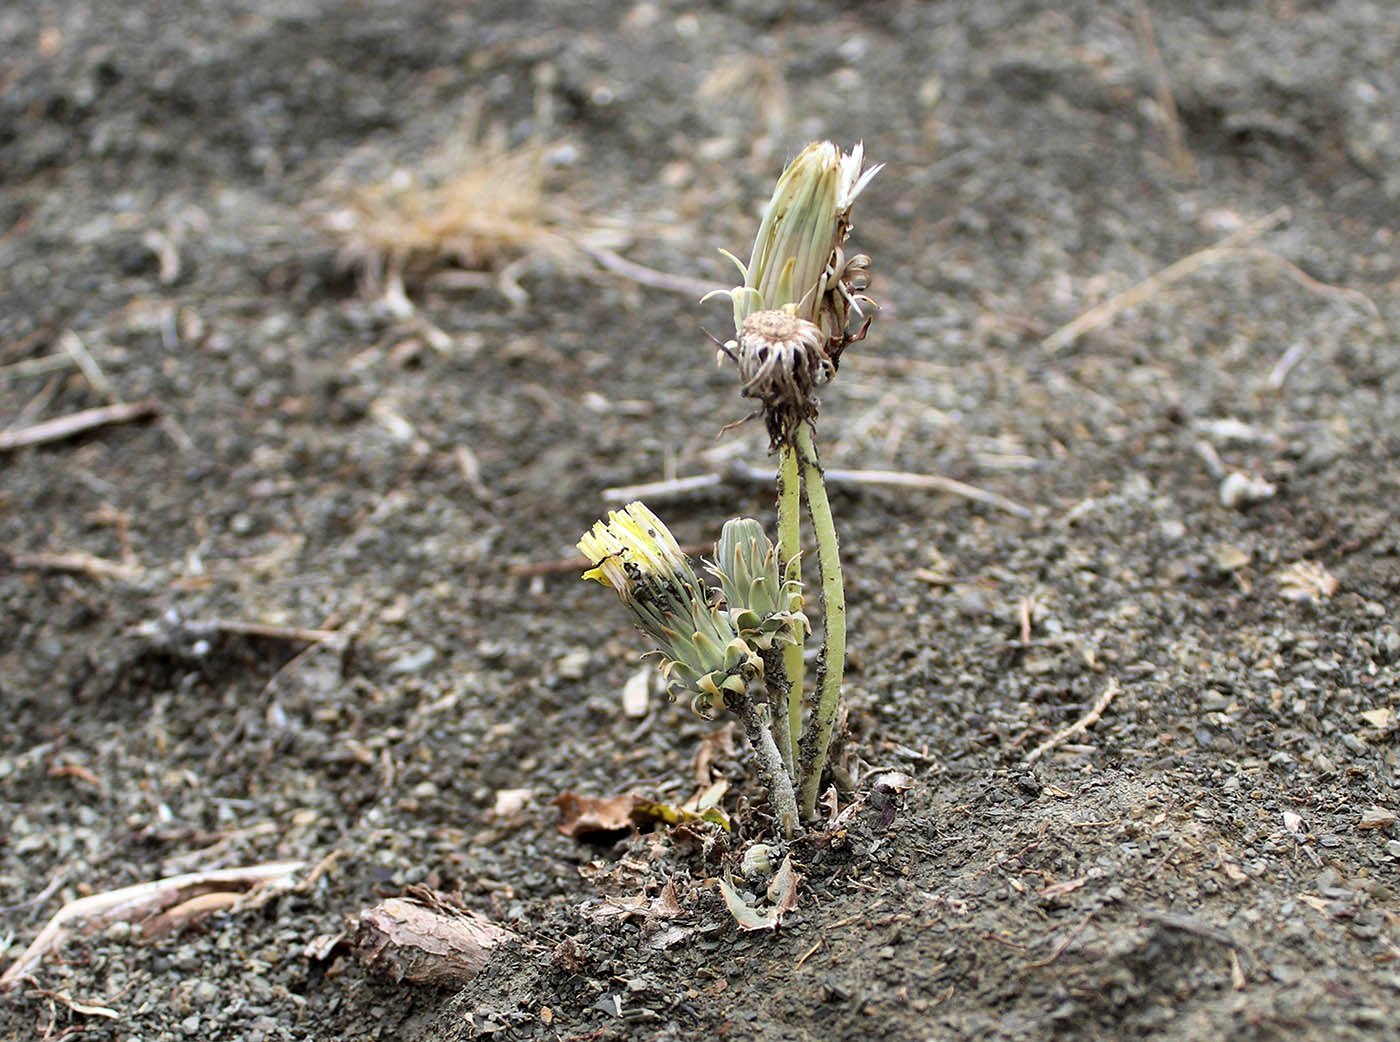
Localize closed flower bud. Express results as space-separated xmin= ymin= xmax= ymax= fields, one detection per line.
xmin=711 ymin=517 xmax=808 ymax=650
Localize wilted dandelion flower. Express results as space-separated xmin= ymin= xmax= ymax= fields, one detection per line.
xmin=707 ymin=141 xmax=881 ymax=446
xmin=578 ymin=502 xmax=760 ymax=716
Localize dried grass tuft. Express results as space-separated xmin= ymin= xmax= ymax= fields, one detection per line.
xmin=324 ymin=122 xmax=576 ymax=298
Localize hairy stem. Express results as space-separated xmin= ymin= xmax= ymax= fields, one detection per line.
xmin=776 ymin=444 xmax=805 ymax=756
xmin=760 ymin=646 xmax=795 ymax=778
xmin=730 ymin=690 xmax=799 ymax=838
xmin=795 ymin=423 xmax=846 ymax=820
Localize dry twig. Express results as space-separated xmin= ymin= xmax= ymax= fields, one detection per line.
xmin=1042 ymin=208 xmax=1290 ymax=354
xmin=2 ymin=548 xmax=144 ymax=583
xmin=0 ymin=400 xmax=161 ymax=453
xmin=0 ymin=353 xmax=77 ymax=384
xmin=0 ymin=861 xmax=304 ymax=989
xmin=178 ymin=618 xmax=341 ymax=645
xmin=1026 ymin=912 xmax=1095 ymax=969
xmin=59 ymin=331 xmax=118 ymax=403
xmin=575 ymin=241 xmax=725 ymax=299
xmin=602 ymin=461 xmax=1033 ymax=519
xmin=1025 ymin=678 xmax=1122 ymax=764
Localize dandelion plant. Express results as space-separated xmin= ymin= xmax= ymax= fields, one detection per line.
xmin=579 ymin=142 xmax=878 ymax=834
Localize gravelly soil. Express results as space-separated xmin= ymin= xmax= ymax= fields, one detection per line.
xmin=2 ymin=1 xmax=1398 ymax=1040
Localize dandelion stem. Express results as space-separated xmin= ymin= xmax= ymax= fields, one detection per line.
xmin=795 ymin=423 xmax=846 ymax=820
xmin=760 ymin=646 xmax=796 ymax=778
xmin=731 ymin=690 xmax=799 ymax=838
xmin=777 ymin=444 xmax=805 ymax=758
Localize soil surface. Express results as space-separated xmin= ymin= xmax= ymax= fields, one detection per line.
xmin=3 ymin=2 xmax=1399 ymax=1040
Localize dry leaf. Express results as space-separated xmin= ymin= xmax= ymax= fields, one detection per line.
xmin=1212 ymin=544 xmax=1252 ymax=572
xmin=553 ymin=791 xmax=729 ymax=840
xmin=692 ymin=724 xmax=736 ymax=788
xmin=652 ymin=879 xmax=685 ymax=919
xmin=716 ymin=855 xmax=799 ymax=931
xmin=552 ymin=792 xmax=640 ymax=838
xmin=348 ymin=891 xmax=515 ymax=987
xmin=767 ymin=856 xmax=799 ymax=914
xmin=632 ymin=796 xmax=730 ymax=832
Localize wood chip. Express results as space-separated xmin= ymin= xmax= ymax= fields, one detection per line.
xmin=348 ymin=890 xmax=515 ymax=987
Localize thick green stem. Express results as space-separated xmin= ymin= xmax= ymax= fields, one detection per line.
xmin=776 ymin=444 xmax=805 ymax=755
xmin=795 ymin=423 xmax=846 ymax=820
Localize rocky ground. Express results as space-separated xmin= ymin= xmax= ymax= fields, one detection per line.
xmin=2 ymin=1 xmax=1398 ymax=1039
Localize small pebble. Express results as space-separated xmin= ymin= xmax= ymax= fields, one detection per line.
xmin=386 ymin=646 xmax=437 ymax=675
xmin=104 ymin=920 xmax=134 ymax=943
xmin=556 ymin=649 xmax=590 ymax=680
xmin=1219 ymin=471 xmax=1276 ymax=509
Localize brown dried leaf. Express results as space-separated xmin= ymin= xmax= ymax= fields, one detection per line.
xmin=652 ymin=879 xmax=685 ymax=919
xmin=692 ymin=724 xmax=737 ymax=788
xmin=553 ymin=791 xmax=730 ymax=839
xmin=349 ymin=893 xmax=515 ymax=987
xmin=552 ymin=792 xmax=640 ymax=838
xmin=767 ymin=855 xmax=800 ymax=916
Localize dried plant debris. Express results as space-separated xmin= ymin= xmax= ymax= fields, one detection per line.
xmin=714 ymin=854 xmax=799 ymax=932
xmin=552 ymin=789 xmax=731 ymax=840
xmin=2 ymin=861 xmax=304 ymax=990
xmin=1275 ymin=559 xmax=1339 ymax=602
xmin=1218 ymin=471 xmax=1277 ymax=510
xmin=311 ymin=887 xmax=516 ymax=988
xmin=322 ymin=117 xmax=582 ymax=298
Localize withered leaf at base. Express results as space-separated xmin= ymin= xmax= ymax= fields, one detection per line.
xmin=343 ymin=890 xmax=516 ymax=987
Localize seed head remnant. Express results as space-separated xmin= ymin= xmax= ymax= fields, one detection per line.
xmin=706 ymin=141 xmax=881 ymax=449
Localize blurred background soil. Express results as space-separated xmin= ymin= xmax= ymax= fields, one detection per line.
xmin=2 ymin=1 xmax=1398 ymax=1039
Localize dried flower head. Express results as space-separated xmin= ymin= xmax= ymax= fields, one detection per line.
xmin=578 ymin=502 xmax=760 ymax=716
xmin=706 ymin=141 xmax=881 ymax=445
xmin=730 ymin=306 xmax=831 ymax=446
